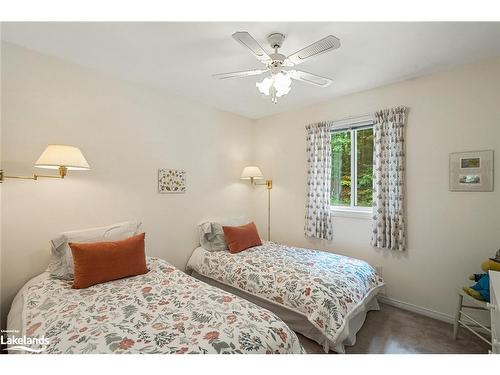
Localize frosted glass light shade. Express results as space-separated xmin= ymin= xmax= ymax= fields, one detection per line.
xmin=240 ymin=166 xmax=264 ymax=180
xmin=256 ymin=72 xmax=292 ymax=98
xmin=35 ymin=145 xmax=90 ymax=170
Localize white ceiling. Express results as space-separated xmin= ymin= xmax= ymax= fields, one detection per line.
xmin=2 ymin=22 xmax=499 ymax=119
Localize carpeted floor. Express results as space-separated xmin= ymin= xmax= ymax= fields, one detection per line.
xmin=298 ymin=303 xmax=490 ymax=354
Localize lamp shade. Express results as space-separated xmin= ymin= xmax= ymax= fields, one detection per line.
xmin=35 ymin=145 xmax=90 ymax=170
xmin=240 ymin=166 xmax=264 ymax=180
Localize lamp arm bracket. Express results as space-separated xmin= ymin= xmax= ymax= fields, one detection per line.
xmin=254 ymin=179 xmax=273 ymax=189
xmin=0 ymin=166 xmax=67 ymax=183
xmin=34 ymin=174 xmax=64 ymax=179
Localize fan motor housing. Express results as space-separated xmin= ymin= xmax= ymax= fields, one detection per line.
xmin=267 ymin=33 xmax=285 ymax=49
xmin=269 ymin=53 xmax=286 ymax=63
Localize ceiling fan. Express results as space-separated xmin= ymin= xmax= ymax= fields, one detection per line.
xmin=213 ymin=31 xmax=341 ymax=104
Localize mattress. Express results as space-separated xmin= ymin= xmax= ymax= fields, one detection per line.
xmin=7 ymin=257 xmax=305 ymax=354
xmin=186 ymin=242 xmax=385 ymax=353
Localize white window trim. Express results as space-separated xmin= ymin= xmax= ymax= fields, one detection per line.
xmin=331 ymin=206 xmax=372 ymax=220
xmin=330 ymin=115 xmax=374 ymax=219
xmin=330 ymin=114 xmax=374 ymax=131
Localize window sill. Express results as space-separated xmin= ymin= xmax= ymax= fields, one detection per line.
xmin=331 ymin=206 xmax=372 ymax=220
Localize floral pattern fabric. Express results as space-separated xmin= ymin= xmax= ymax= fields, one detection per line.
xmin=22 ymin=257 xmax=304 ymax=354
xmin=304 ymin=121 xmax=334 ymax=240
xmin=371 ymin=106 xmax=408 ymax=251
xmin=188 ymin=242 xmax=384 ymax=344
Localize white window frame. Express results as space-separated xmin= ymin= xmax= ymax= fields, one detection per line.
xmin=330 ymin=115 xmax=374 ymax=219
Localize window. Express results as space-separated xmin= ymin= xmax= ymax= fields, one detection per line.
xmin=330 ymin=123 xmax=373 ymax=210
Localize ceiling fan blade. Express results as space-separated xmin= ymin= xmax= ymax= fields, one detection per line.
xmin=232 ymin=32 xmax=271 ymax=63
xmin=288 ymin=70 xmax=332 ymax=87
xmin=286 ymin=35 xmax=340 ymax=66
xmin=212 ymin=69 xmax=267 ymax=80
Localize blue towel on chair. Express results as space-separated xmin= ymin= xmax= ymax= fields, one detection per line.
xmin=471 ymin=274 xmax=490 ymax=302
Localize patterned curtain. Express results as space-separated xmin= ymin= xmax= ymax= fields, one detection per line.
xmin=371 ymin=106 xmax=408 ymax=251
xmin=305 ymin=122 xmax=333 ymax=240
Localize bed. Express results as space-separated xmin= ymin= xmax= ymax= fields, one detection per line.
xmin=7 ymin=256 xmax=305 ymax=354
xmin=186 ymin=241 xmax=384 ymax=353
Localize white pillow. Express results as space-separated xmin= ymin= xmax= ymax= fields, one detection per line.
xmin=48 ymin=221 xmax=142 ymax=280
xmin=198 ymin=217 xmax=250 ymax=252
xmin=198 ymin=222 xmax=226 ymax=251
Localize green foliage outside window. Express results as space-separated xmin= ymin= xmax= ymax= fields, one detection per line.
xmin=331 ymin=131 xmax=351 ymax=206
xmin=356 ymin=128 xmax=373 ymax=207
xmin=331 ymin=127 xmax=373 ymax=207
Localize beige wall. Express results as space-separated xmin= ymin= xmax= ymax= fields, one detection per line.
xmin=0 ymin=42 xmax=255 ymax=329
xmin=252 ymin=58 xmax=500 ymax=320
xmin=1 ymin=41 xmax=499 ymax=331
xmin=0 ymin=34 xmax=3 ymax=331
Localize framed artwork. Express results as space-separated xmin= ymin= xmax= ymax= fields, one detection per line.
xmin=158 ymin=169 xmax=186 ymax=194
xmin=449 ymin=150 xmax=494 ymax=192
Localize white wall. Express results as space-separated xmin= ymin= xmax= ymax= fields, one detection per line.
xmin=252 ymin=58 xmax=500 ymax=320
xmin=0 ymin=42 xmax=255 ymax=329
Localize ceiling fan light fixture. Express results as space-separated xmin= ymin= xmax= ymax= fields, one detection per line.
xmin=256 ymin=72 xmax=292 ymax=103
xmin=273 ymin=72 xmax=292 ymax=96
xmin=214 ymin=31 xmax=339 ymax=103
xmin=256 ymin=76 xmax=273 ymax=96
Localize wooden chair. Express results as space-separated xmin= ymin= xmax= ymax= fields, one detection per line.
xmin=453 ymin=288 xmax=492 ymax=348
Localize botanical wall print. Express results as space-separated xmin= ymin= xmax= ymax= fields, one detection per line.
xmin=449 ymin=150 xmax=494 ymax=192
xmin=158 ymin=169 xmax=186 ymax=194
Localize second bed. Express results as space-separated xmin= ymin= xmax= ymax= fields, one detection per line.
xmin=187 ymin=241 xmax=384 ymax=353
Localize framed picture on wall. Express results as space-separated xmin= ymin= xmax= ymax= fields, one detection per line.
xmin=449 ymin=150 xmax=494 ymax=192
xmin=158 ymin=169 xmax=187 ymax=194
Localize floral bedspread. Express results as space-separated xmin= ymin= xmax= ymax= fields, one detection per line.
xmin=187 ymin=242 xmax=384 ymax=344
xmin=21 ymin=257 xmax=304 ymax=354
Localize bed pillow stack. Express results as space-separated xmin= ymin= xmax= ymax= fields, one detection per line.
xmin=198 ymin=216 xmax=250 ymax=252
xmin=48 ymin=221 xmax=142 ymax=280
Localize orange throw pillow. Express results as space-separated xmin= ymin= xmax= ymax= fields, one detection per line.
xmin=222 ymin=222 xmax=262 ymax=254
xmin=69 ymin=232 xmax=148 ymax=289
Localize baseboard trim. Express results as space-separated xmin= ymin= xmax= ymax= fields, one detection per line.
xmin=378 ymin=296 xmax=455 ymax=324
xmin=377 ymin=296 xmax=492 ymax=338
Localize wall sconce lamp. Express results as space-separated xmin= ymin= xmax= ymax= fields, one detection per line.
xmin=0 ymin=144 xmax=90 ymax=183
xmin=240 ymin=166 xmax=272 ymax=241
